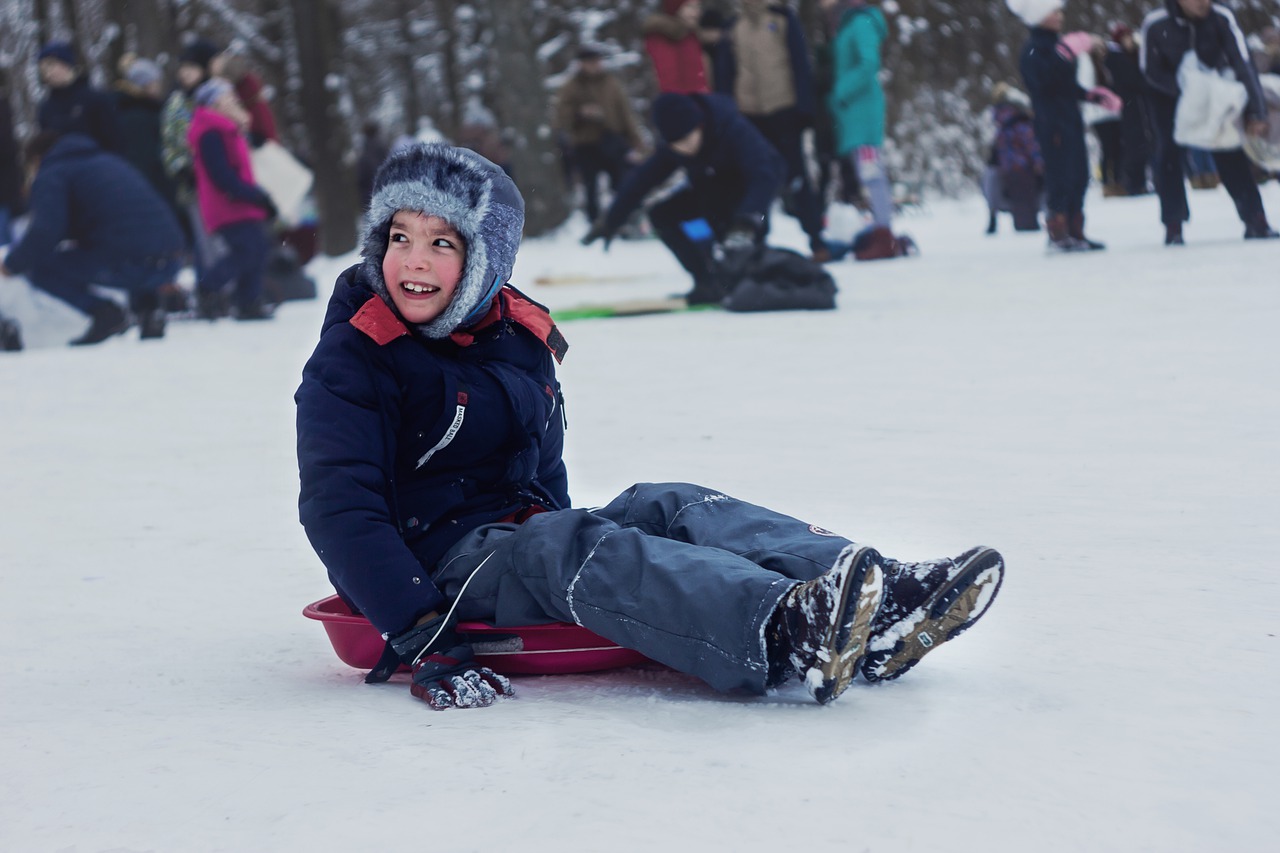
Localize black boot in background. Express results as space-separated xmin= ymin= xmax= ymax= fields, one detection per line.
xmin=131 ymin=290 xmax=167 ymax=340
xmin=69 ymin=301 xmax=130 ymax=346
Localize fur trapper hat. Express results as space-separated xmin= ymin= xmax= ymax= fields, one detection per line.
xmin=362 ymin=142 xmax=525 ymax=339
xmin=1006 ymin=0 xmax=1063 ymax=27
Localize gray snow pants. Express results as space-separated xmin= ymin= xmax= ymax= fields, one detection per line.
xmin=431 ymin=482 xmax=858 ymax=694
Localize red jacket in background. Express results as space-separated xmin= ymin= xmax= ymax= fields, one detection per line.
xmin=234 ymin=72 xmax=280 ymax=144
xmin=644 ymin=15 xmax=710 ymax=94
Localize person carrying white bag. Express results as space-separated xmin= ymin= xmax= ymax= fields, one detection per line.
xmin=1140 ymin=0 xmax=1277 ymax=245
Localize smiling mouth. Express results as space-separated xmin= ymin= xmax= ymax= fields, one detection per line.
xmin=401 ymin=282 xmax=440 ymax=295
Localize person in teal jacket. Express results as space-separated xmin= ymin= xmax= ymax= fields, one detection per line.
xmin=821 ymin=0 xmax=893 ymax=236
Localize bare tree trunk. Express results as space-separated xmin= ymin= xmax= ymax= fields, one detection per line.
xmin=433 ymin=0 xmax=462 ymax=139
xmin=286 ymin=0 xmax=358 ymax=255
xmin=485 ymin=0 xmax=568 ymax=236
xmin=394 ymin=0 xmax=423 ymax=136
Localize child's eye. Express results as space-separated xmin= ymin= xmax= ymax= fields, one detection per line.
xmin=389 ymin=232 xmax=408 ymax=243
xmin=433 ymin=238 xmax=456 ymax=249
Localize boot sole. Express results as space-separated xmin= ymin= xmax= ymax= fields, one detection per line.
xmin=805 ymin=546 xmax=885 ymax=705
xmin=861 ymin=548 xmax=1004 ymax=683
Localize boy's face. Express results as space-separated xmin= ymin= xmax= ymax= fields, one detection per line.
xmin=38 ymin=58 xmax=76 ymax=88
xmin=178 ymin=63 xmax=204 ymax=89
xmin=382 ymin=212 xmax=467 ymax=326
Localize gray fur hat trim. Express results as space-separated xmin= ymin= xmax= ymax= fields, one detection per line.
xmin=361 ymin=142 xmax=525 ymax=339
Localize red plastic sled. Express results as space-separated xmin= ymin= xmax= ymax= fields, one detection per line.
xmin=303 ymin=595 xmax=651 ymax=675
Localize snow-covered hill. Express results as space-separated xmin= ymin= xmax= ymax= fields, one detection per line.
xmin=2 ymin=186 xmax=1277 ymax=852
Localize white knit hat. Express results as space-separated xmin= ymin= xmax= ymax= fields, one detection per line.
xmin=1006 ymin=0 xmax=1063 ymax=26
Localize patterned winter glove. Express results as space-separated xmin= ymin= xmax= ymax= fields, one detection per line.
xmin=410 ymin=643 xmax=514 ymax=710
xmin=388 ymin=615 xmax=514 ymax=710
xmin=1086 ymin=86 xmax=1123 ymax=114
xmin=1056 ymin=31 xmax=1096 ymax=60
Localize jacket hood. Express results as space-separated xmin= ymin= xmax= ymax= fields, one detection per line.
xmin=361 ymin=142 xmax=524 ymax=340
xmin=45 ymin=133 xmax=100 ymax=163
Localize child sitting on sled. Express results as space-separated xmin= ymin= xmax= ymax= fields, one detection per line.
xmin=294 ymin=142 xmax=1005 ymax=710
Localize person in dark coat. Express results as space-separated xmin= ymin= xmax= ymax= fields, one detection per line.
xmin=1140 ymin=0 xmax=1277 ymax=244
xmin=35 ymin=41 xmax=119 ymax=154
xmin=113 ymin=56 xmax=176 ymax=210
xmin=0 ymin=132 xmax=184 ymax=344
xmin=295 ymin=141 xmax=1006 ymax=711
xmin=1104 ymin=24 xmax=1152 ymax=196
xmin=581 ymin=92 xmax=785 ymax=304
xmin=0 ymin=70 xmax=24 ymax=246
xmin=552 ymin=46 xmax=646 ymax=225
xmin=984 ymin=83 xmax=1044 ymax=233
xmin=714 ymin=0 xmax=827 ymax=260
xmin=1009 ymin=0 xmax=1117 ymax=251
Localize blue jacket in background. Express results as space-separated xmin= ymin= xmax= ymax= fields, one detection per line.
xmin=296 ymin=265 xmax=570 ymax=636
xmin=38 ymin=77 xmax=120 ymax=153
xmin=5 ymin=133 xmax=183 ymax=276
xmin=603 ymin=93 xmax=784 ymax=234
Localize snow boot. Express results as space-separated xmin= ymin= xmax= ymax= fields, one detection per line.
xmin=683 ymin=275 xmax=729 ymax=306
xmin=0 ymin=313 xmax=22 ymax=352
xmin=1244 ymin=213 xmax=1279 ymax=240
xmin=1068 ymin=212 xmax=1105 ymax=251
xmin=196 ymin=290 xmax=230 ymax=321
xmin=985 ymin=211 xmax=997 ymax=235
xmin=69 ymin=300 xmax=130 ymax=346
xmin=861 ymin=547 xmax=1005 ymax=683
xmin=130 ymin=291 xmax=167 ymax=340
xmin=1045 ymin=213 xmax=1085 ymax=253
xmin=1164 ymin=223 xmax=1185 ymax=246
xmin=766 ymin=545 xmax=885 ymax=705
xmin=234 ymin=298 xmax=275 ymax=321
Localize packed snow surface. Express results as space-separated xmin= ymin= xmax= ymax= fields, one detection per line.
xmin=2 ymin=187 xmax=1277 ymax=852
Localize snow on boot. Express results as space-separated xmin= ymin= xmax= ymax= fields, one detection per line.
xmin=766 ymin=545 xmax=885 ymax=705
xmin=861 ymin=547 xmax=1005 ymax=683
xmin=69 ymin=300 xmax=130 ymax=346
xmin=1045 ymin=213 xmax=1085 ymax=253
xmin=1069 ymin=212 xmax=1105 ymax=251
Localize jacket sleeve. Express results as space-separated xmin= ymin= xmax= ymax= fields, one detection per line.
xmin=783 ymin=8 xmax=816 ymax=121
xmin=3 ymin=170 xmax=69 ymax=275
xmin=296 ymin=327 xmax=448 ymax=636
xmin=603 ymin=149 xmax=680 ymax=233
xmin=1023 ymin=39 xmax=1089 ymax=104
xmin=197 ymin=129 xmax=268 ymax=204
xmin=713 ymin=31 xmax=736 ymax=97
xmin=1140 ymin=15 xmax=1178 ymax=97
xmin=1216 ymin=7 xmax=1268 ymax=122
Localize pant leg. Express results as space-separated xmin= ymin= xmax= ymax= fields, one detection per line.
xmin=1211 ymin=148 xmax=1265 ymax=225
xmin=853 ymin=146 xmax=894 ymax=227
xmin=574 ymin=143 xmax=605 ymax=222
xmin=1147 ymin=91 xmax=1188 ymax=225
xmin=432 ymin=502 xmax=800 ymax=694
xmin=24 ymin=249 xmax=114 ymax=315
xmin=754 ymin=112 xmax=825 ymax=247
xmin=203 ymin=220 xmax=269 ymax=307
xmin=648 ymin=188 xmax=714 ymax=281
xmin=1095 ymin=121 xmax=1123 ymax=185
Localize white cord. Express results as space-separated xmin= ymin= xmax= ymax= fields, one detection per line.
xmin=411 ymin=550 xmax=496 ymax=666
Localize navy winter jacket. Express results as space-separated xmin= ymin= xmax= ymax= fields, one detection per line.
xmin=4 ymin=133 xmax=184 ymax=276
xmin=603 ymin=93 xmax=785 ymax=235
xmin=296 ymin=265 xmax=570 ymax=636
xmin=1020 ymin=27 xmax=1088 ymax=151
xmin=1140 ymin=0 xmax=1268 ymax=123
xmin=38 ymin=77 xmax=120 ymax=153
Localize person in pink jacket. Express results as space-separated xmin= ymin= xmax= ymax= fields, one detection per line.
xmin=188 ymin=78 xmax=275 ymax=320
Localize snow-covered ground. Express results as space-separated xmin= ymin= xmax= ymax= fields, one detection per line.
xmin=2 ymin=185 xmax=1277 ymax=852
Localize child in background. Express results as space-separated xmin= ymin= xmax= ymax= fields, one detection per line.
xmin=188 ymin=78 xmax=275 ymax=320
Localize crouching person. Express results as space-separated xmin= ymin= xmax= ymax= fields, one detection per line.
xmin=0 ymin=131 xmax=184 ymax=344
xmin=295 ymin=142 xmax=1006 ymax=710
